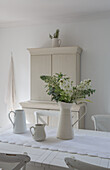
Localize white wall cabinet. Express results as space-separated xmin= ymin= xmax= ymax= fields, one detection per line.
xmin=29 ymin=46 xmax=82 ymax=101
xmin=20 ymin=46 xmax=87 ymax=129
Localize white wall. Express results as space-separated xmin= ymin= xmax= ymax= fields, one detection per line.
xmin=0 ymin=17 xmax=110 ymax=129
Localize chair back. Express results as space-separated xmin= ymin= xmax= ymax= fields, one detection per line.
xmin=65 ymin=157 xmax=109 ymax=170
xmin=0 ymin=153 xmax=30 ymax=170
xmin=91 ymin=115 xmax=110 ymax=132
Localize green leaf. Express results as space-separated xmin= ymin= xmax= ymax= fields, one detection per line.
xmin=49 ymin=34 xmax=53 ymax=39
xmin=40 ymin=72 xmax=95 ymax=103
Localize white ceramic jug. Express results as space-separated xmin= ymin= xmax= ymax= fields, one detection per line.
xmin=8 ymin=109 xmax=27 ymax=134
xmin=57 ymin=102 xmax=87 ymax=140
xmin=52 ymin=38 xmax=61 ymax=47
xmin=30 ymin=124 xmax=46 ymax=142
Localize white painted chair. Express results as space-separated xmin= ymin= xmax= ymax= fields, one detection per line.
xmin=0 ymin=153 xmax=30 ymax=170
xmin=91 ymin=115 xmax=110 ymax=132
xmin=65 ymin=157 xmax=109 ymax=170
xmin=34 ymin=110 xmax=59 ymax=125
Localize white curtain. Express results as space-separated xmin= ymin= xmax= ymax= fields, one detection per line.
xmin=5 ymin=56 xmax=17 ymax=111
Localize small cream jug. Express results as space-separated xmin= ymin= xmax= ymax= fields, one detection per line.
xmin=52 ymin=38 xmax=61 ymax=47
xmin=8 ymin=110 xmax=27 ymax=134
xmin=30 ymin=124 xmax=46 ymax=142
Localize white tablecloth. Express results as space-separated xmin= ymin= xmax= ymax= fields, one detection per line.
xmin=0 ymin=127 xmax=110 ymax=159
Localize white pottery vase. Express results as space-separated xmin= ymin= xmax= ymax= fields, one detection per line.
xmin=57 ymin=102 xmax=74 ymax=140
xmin=52 ymin=38 xmax=61 ymax=47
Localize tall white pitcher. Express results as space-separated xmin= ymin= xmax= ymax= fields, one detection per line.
xmin=57 ymin=102 xmax=87 ymax=140
xmin=8 ymin=109 xmax=27 ymax=134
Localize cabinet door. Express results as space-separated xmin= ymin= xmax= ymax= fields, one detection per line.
xmin=31 ymin=55 xmax=51 ymax=101
xmin=52 ymin=54 xmax=80 ymax=85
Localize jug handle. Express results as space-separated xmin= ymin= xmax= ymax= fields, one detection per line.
xmin=30 ymin=126 xmax=35 ymax=136
xmin=58 ymin=39 xmax=61 ymax=46
xmin=72 ymin=109 xmax=87 ymax=127
xmin=8 ymin=111 xmax=15 ymax=126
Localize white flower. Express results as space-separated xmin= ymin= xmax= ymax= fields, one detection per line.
xmin=59 ymin=78 xmax=73 ymax=97
xmin=77 ymin=79 xmax=91 ymax=90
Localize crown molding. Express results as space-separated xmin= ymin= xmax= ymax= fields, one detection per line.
xmin=0 ymin=10 xmax=110 ymax=28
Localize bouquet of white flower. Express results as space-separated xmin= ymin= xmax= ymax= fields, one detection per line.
xmin=40 ymin=73 xmax=95 ymax=103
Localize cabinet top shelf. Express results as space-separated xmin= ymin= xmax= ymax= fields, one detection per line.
xmin=20 ymin=100 xmax=87 ymax=112
xmin=27 ymin=46 xmax=82 ymax=56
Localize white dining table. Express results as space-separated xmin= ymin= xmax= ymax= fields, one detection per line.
xmin=0 ymin=127 xmax=110 ymax=170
